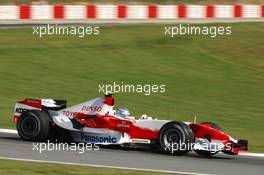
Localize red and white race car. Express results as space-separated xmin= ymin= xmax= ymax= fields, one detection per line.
xmin=13 ymin=94 xmax=247 ymax=156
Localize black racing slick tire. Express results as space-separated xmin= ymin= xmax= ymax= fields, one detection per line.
xmin=194 ymin=122 xmax=223 ymax=157
xmin=194 ymin=150 xmax=218 ymax=157
xmin=17 ymin=110 xmax=50 ymax=141
xmin=158 ymin=121 xmax=194 ymax=156
xmin=201 ymin=122 xmax=223 ymax=131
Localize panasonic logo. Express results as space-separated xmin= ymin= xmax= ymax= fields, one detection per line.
xmin=80 ymin=133 xmax=117 ymax=143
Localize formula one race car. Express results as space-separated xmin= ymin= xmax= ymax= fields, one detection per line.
xmin=13 ymin=94 xmax=248 ymax=156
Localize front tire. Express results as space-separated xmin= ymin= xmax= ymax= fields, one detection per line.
xmin=158 ymin=121 xmax=194 ymax=156
xmin=194 ymin=122 xmax=222 ymax=157
xmin=17 ymin=110 xmax=50 ymax=141
xmin=194 ymin=150 xmax=218 ymax=157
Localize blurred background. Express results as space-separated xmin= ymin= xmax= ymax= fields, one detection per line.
xmin=0 ymin=0 xmax=263 ymax=153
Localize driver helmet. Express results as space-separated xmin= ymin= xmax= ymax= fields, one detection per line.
xmin=116 ymin=107 xmax=130 ymax=118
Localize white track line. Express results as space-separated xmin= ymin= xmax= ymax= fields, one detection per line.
xmin=1 ymin=128 xmax=264 ymax=158
xmin=239 ymin=152 xmax=264 ymax=157
xmin=0 ymin=156 xmax=211 ymax=175
xmin=0 ymin=128 xmax=17 ymax=134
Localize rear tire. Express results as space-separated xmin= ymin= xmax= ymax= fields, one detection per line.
xmin=158 ymin=121 xmax=194 ymax=156
xmin=17 ymin=110 xmax=50 ymax=141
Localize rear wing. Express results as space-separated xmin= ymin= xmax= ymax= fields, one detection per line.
xmin=13 ymin=98 xmax=66 ymax=123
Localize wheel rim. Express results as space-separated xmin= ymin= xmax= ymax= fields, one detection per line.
xmin=162 ymin=128 xmax=184 ymax=149
xmin=19 ymin=115 xmax=39 ymax=138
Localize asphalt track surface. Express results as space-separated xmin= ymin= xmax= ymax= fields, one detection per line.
xmin=0 ymin=132 xmax=263 ymax=175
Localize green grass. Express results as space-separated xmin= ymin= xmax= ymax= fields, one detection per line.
xmin=0 ymin=23 xmax=264 ymax=152
xmin=0 ymin=159 xmax=178 ymax=175
xmin=1 ymin=0 xmax=263 ymax=5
